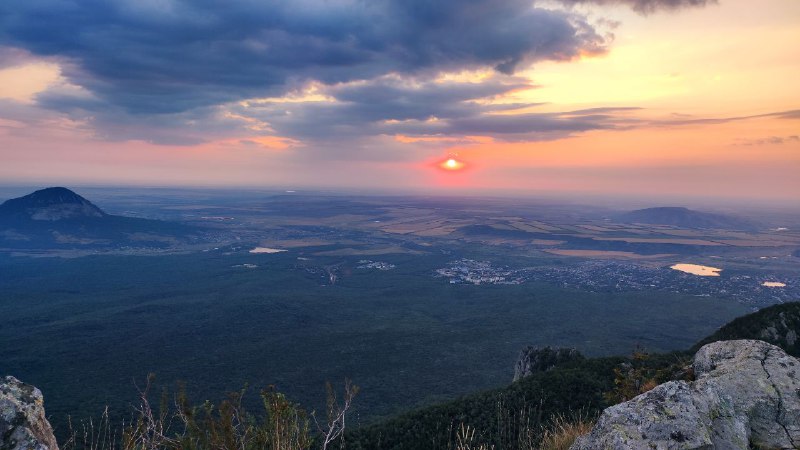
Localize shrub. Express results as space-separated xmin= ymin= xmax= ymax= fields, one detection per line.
xmin=62 ymin=375 xmax=358 ymax=450
xmin=536 ymin=414 xmax=594 ymax=450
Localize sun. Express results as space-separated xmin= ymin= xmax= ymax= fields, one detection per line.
xmin=439 ymin=157 xmax=466 ymax=171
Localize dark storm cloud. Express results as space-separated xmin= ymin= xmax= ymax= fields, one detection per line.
xmin=557 ymin=0 xmax=716 ymax=14
xmin=0 ymin=0 xmax=606 ymax=114
xmin=0 ymin=0 xmax=721 ymax=147
xmin=34 ymin=85 xmax=248 ymax=145
xmin=315 ymin=76 xmax=535 ymax=123
xmin=445 ymin=110 xmax=620 ymax=135
xmin=383 ymin=106 xmax=644 ymax=141
xmin=237 ymin=78 xmax=638 ymax=145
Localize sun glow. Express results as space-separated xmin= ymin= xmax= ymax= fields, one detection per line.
xmin=440 ymin=158 xmax=466 ymax=171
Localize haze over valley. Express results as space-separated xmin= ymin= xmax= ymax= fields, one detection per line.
xmin=1 ymin=187 xmax=798 ymax=436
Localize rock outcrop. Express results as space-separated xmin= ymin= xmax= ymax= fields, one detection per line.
xmin=1 ymin=376 xmax=59 ymax=450
xmin=761 ymin=315 xmax=798 ymax=348
xmin=571 ymin=340 xmax=800 ymax=450
xmin=694 ymin=302 xmax=800 ymax=357
xmin=513 ymin=346 xmax=583 ymax=382
xmin=754 ymin=308 xmax=799 ymax=356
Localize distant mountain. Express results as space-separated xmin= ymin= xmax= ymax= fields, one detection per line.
xmin=0 ymin=187 xmax=106 ymax=222
xmin=0 ymin=187 xmax=194 ymax=249
xmin=617 ymin=206 xmax=757 ymax=230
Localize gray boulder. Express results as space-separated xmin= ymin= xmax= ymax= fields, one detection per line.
xmin=513 ymin=346 xmax=583 ymax=382
xmin=571 ymin=340 xmax=800 ymax=450
xmin=1 ymin=376 xmax=59 ymax=450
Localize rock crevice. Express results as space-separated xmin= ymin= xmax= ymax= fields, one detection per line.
xmin=760 ymin=347 xmax=797 ymax=448
xmin=572 ymin=340 xmax=800 ymax=450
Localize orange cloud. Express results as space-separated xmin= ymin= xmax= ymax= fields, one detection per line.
xmin=212 ymin=136 xmax=301 ymax=150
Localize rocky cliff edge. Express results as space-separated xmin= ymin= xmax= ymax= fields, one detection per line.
xmin=571 ymin=339 xmax=800 ymax=450
xmin=1 ymin=376 xmax=59 ymax=450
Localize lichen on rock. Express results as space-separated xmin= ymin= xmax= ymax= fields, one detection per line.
xmin=1 ymin=376 xmax=59 ymax=450
xmin=571 ymin=340 xmax=800 ymax=450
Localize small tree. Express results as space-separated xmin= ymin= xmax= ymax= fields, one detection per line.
xmin=124 ymin=374 xmax=176 ymax=450
xmin=603 ymin=346 xmax=653 ymax=404
xmin=312 ymin=379 xmax=359 ymax=450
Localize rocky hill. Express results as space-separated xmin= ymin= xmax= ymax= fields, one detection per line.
xmin=0 ymin=187 xmax=106 ymax=222
xmin=0 ymin=187 xmax=194 ymax=249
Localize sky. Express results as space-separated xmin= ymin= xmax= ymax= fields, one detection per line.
xmin=0 ymin=0 xmax=798 ymax=203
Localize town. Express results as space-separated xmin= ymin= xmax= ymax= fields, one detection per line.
xmin=436 ymin=259 xmax=798 ymax=307
xmin=356 ymin=260 xmax=397 ymax=270
xmin=435 ymin=259 xmax=526 ymax=285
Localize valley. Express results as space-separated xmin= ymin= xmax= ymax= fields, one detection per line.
xmin=1 ymin=187 xmax=799 ymax=437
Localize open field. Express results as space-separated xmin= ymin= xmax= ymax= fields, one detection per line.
xmin=312 ymin=246 xmax=427 ymax=256
xmin=591 ymin=237 xmax=726 ymax=246
xmin=544 ymin=249 xmax=674 ymax=259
